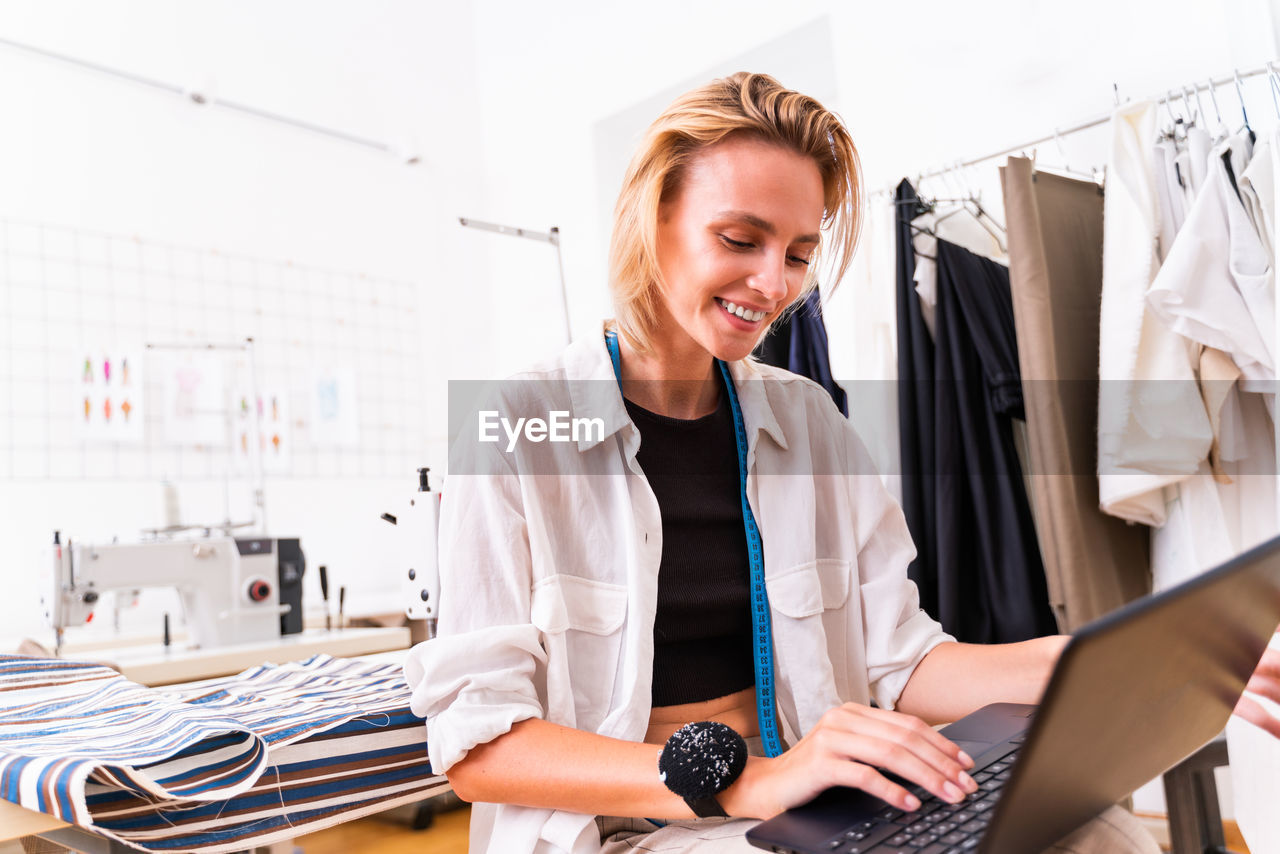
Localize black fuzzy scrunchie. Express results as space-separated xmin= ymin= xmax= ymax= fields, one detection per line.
xmin=658 ymin=721 xmax=748 ymax=800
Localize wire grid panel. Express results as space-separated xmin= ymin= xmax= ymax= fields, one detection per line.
xmin=0 ymin=218 xmax=426 ymax=481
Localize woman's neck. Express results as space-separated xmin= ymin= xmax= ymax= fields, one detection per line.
xmin=616 ymin=332 xmax=720 ymax=420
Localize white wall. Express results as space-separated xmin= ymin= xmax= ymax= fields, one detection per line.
xmin=461 ymin=0 xmax=1278 ymax=367
xmin=0 ymin=0 xmax=490 ymax=635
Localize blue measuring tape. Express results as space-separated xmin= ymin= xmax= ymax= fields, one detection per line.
xmin=605 ymin=330 xmax=782 ymax=757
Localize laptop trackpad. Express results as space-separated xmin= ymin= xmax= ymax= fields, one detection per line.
xmin=939 ymin=702 xmax=1036 ymax=755
xmin=950 ymin=738 xmax=999 ymax=758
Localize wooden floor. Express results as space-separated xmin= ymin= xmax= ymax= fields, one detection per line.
xmin=296 ymin=805 xmax=471 ymax=854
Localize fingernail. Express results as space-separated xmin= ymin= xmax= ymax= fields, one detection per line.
xmin=958 ymin=750 xmax=974 ymax=768
xmin=959 ymin=771 xmax=977 ymax=792
xmin=943 ymin=781 xmax=964 ymax=802
xmin=905 ymin=794 xmax=921 ymax=810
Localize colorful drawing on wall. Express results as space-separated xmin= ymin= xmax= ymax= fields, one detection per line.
xmin=309 ymin=368 xmax=359 ymax=448
xmin=74 ymin=349 xmax=144 ymax=443
xmin=262 ymin=390 xmax=291 ymax=474
xmin=229 ymin=385 xmax=291 ymax=475
xmin=156 ymin=351 xmax=226 ymax=446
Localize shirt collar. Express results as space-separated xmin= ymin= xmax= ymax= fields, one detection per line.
xmin=565 ymin=321 xmax=789 ymax=453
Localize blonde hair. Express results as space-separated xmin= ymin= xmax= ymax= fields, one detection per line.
xmin=608 ymin=71 xmax=863 ymax=353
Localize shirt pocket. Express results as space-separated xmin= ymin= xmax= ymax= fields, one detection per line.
xmin=766 ymin=559 xmax=854 ymax=705
xmin=767 ymin=559 xmax=851 ymax=617
xmin=530 ymin=574 xmax=628 ymax=730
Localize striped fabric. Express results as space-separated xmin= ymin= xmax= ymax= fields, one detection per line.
xmin=0 ymin=654 xmax=446 ymax=852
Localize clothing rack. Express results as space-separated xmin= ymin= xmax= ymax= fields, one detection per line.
xmin=876 ymin=57 xmax=1280 ymax=545
xmin=873 ymin=60 xmax=1279 ymax=196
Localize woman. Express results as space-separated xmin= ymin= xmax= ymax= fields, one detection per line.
xmin=405 ymin=72 xmax=1279 ymax=854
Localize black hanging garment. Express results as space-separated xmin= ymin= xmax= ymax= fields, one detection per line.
xmin=893 ymin=180 xmax=940 ymax=620
xmin=754 ymin=288 xmax=847 ymax=416
xmin=931 ymin=239 xmax=1056 ymax=643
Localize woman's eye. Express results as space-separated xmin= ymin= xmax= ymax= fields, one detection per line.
xmin=788 ymin=254 xmax=812 ymax=267
xmin=720 ymin=235 xmax=753 ymax=250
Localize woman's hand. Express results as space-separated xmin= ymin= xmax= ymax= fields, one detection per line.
xmin=1233 ymin=629 xmax=1280 ymax=739
xmin=721 ymin=703 xmax=977 ymax=820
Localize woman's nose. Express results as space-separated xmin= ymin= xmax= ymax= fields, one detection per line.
xmin=747 ymin=255 xmax=789 ymax=301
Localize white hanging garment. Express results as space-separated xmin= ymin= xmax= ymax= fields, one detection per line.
xmin=1146 ymin=133 xmax=1273 ymax=390
xmin=1239 ymin=132 xmax=1275 ymax=263
xmin=1142 ymin=130 xmax=1276 ymax=585
xmin=1185 ymin=125 xmax=1212 ymax=195
xmin=1152 ymin=138 xmax=1187 ymax=257
xmin=1098 ymin=101 xmax=1211 ymax=525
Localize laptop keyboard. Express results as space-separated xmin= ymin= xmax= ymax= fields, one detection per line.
xmin=817 ymin=742 xmax=1022 ymax=854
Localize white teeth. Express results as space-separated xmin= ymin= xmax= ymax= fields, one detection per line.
xmin=717 ymin=298 xmax=764 ymax=322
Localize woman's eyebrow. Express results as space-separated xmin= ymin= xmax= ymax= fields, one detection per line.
xmin=715 ymin=210 xmax=820 ymax=244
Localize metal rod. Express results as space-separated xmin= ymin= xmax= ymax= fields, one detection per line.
xmin=458 ymin=217 xmax=557 ymax=244
xmin=218 ymin=97 xmax=393 ymax=153
xmin=459 ymin=217 xmax=572 ymax=344
xmin=0 ymin=36 xmax=183 ymax=96
xmin=551 ymin=227 xmax=572 ymax=345
xmin=0 ymin=36 xmax=404 ymax=159
xmin=879 ymin=62 xmax=1279 ymax=194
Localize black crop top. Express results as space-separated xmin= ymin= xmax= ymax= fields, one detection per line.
xmin=625 ymin=373 xmax=756 ymax=707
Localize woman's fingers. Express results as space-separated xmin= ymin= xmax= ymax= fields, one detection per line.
xmin=830 ymin=704 xmax=977 ymax=784
xmin=830 ymin=731 xmax=973 ymax=806
xmin=1246 ymin=645 xmax=1280 ymax=697
xmin=844 ymin=703 xmax=975 ymax=769
xmin=1233 ymin=693 xmax=1280 ymax=740
xmin=830 ymin=760 xmax=922 ymax=812
xmin=1231 ymin=639 xmax=1280 ymax=739
xmin=770 ymin=704 xmax=984 ymax=817
xmin=811 ymin=707 xmax=976 ymax=806
xmin=1243 ymin=671 xmax=1280 ymax=704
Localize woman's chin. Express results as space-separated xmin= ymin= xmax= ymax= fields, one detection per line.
xmin=708 ymin=335 xmax=763 ymax=364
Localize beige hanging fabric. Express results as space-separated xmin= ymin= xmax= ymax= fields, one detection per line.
xmin=999 ymin=157 xmax=1151 ymax=631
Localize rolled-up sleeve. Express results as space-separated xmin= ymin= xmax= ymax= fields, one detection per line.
xmin=841 ymin=419 xmax=955 ymax=711
xmin=403 ymin=460 xmax=546 ymax=773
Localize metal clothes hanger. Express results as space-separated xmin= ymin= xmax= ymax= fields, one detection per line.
xmin=1030 ymin=128 xmax=1103 ymax=185
xmin=930 ymin=164 xmax=970 ymax=227
xmin=1205 ymin=78 xmax=1229 ymax=141
xmin=1233 ymin=68 xmax=1252 ymax=135
xmin=1267 ymin=62 xmax=1280 ymax=119
xmin=968 ymin=199 xmax=1007 ymax=253
xmin=1178 ymin=87 xmax=1197 ymax=129
xmin=961 ymin=164 xmax=1012 ymax=253
xmin=923 ymin=164 xmax=1007 ymax=254
xmin=1188 ymin=84 xmax=1206 ymax=128
xmin=1158 ymin=91 xmax=1189 ymax=143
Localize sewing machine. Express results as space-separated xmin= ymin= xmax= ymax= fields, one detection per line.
xmin=383 ymin=467 xmax=441 ymax=637
xmin=43 ymin=533 xmax=306 ymax=652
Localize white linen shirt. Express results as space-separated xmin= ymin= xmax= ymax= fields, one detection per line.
xmin=1097 ymin=100 xmax=1211 ymax=526
xmin=404 ymin=326 xmax=954 ymax=854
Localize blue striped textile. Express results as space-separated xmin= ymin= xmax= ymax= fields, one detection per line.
xmin=0 ymin=654 xmax=445 ymax=852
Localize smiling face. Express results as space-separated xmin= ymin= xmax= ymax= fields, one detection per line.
xmin=651 ymin=134 xmax=825 ymax=365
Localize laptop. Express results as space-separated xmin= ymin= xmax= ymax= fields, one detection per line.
xmin=747 ymin=533 xmax=1280 ymax=854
